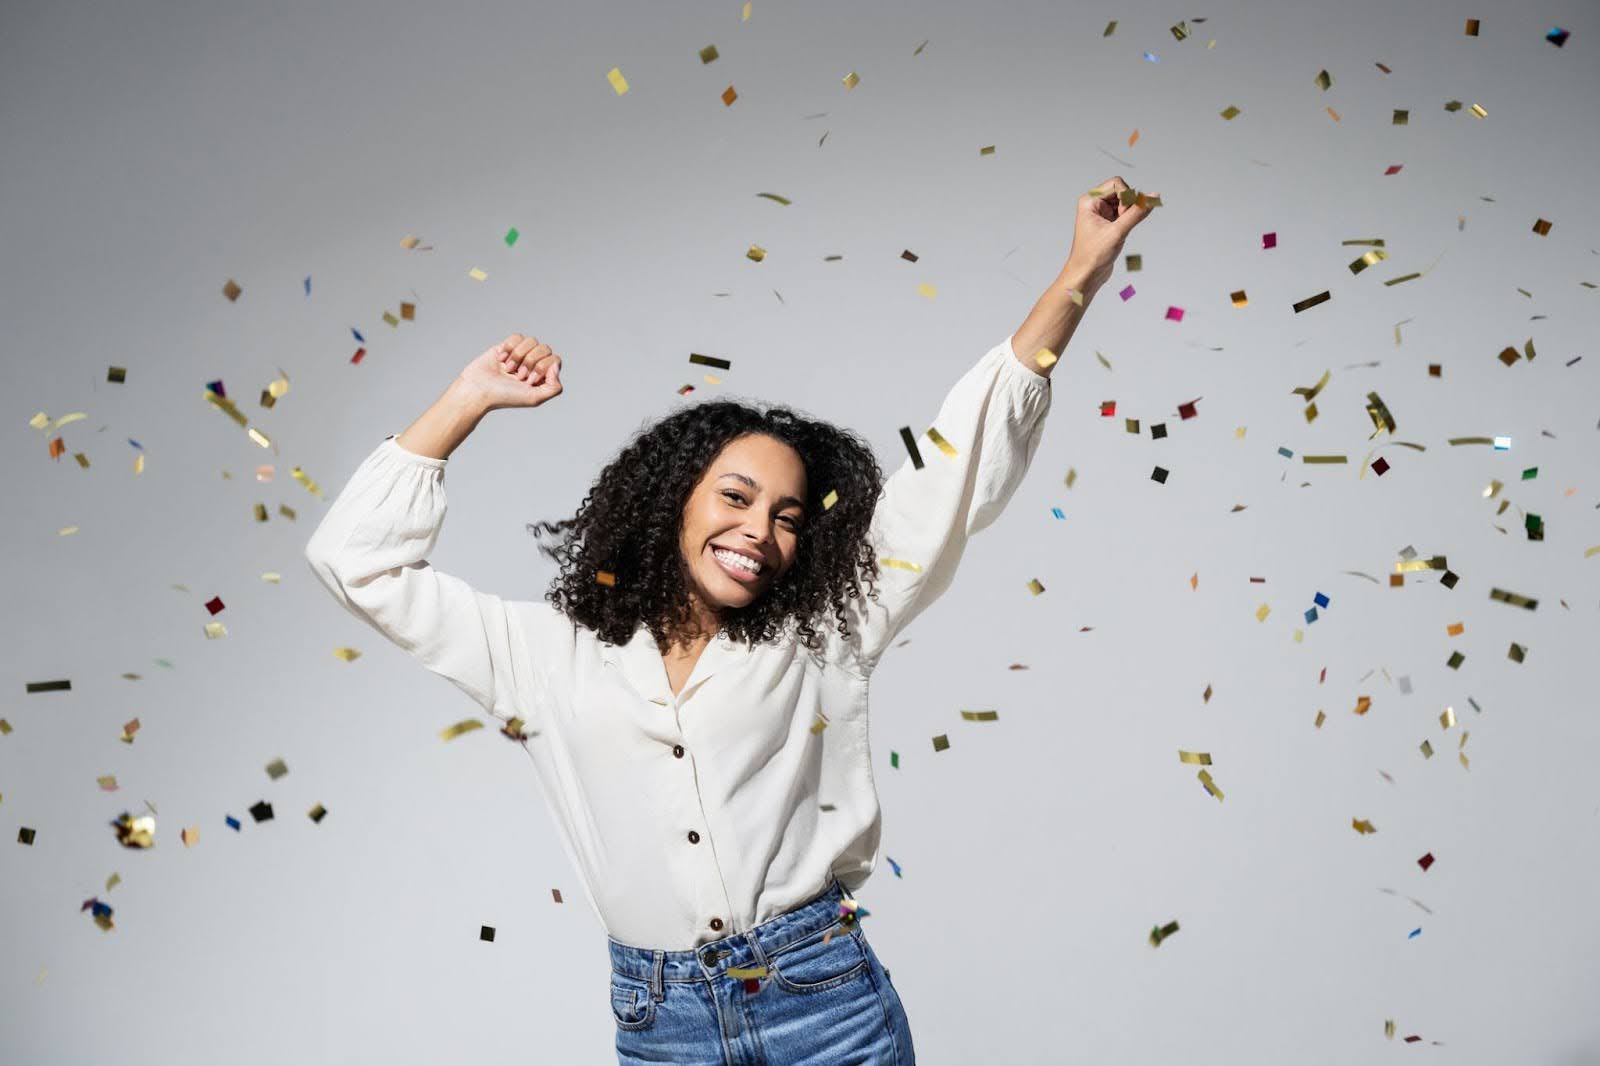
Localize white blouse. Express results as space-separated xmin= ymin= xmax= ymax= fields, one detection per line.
xmin=304 ymin=334 xmax=1051 ymax=950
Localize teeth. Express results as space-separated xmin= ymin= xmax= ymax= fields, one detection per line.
xmin=713 ymin=548 xmax=761 ymax=574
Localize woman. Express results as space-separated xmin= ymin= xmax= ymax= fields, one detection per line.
xmin=305 ymin=177 xmax=1155 ymax=1064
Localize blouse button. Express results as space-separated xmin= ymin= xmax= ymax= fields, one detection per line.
xmin=687 ymin=830 xmax=700 ymax=844
xmin=709 ymin=917 xmax=724 ymax=931
xmin=672 ymin=744 xmax=685 ymax=758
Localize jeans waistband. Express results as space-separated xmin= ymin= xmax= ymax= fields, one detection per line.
xmin=607 ymin=877 xmax=853 ymax=988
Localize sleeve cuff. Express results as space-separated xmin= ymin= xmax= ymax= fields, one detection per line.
xmin=384 ymin=434 xmax=449 ymax=469
xmin=1000 ymin=333 xmax=1053 ymax=392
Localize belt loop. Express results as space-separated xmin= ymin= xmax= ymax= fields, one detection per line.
xmin=746 ymin=928 xmax=771 ymax=973
xmin=651 ymin=950 xmax=665 ymax=1001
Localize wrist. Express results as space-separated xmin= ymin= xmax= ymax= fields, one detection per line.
xmin=1056 ymin=260 xmax=1104 ymax=301
xmin=448 ymin=376 xmax=495 ymax=417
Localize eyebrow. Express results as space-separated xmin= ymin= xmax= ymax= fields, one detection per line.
xmin=717 ymin=473 xmax=806 ymax=513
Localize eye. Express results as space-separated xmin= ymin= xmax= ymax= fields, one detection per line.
xmin=722 ymin=491 xmax=802 ymax=531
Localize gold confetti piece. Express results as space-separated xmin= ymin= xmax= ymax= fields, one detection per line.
xmin=222 ymin=279 xmax=242 ymax=302
xmin=1103 ymin=19 xmax=1117 ymax=36
xmin=960 ymin=710 xmax=999 ymax=721
xmin=1149 ymin=920 xmax=1179 ymax=947
xmin=1231 ymin=289 xmax=1248 ymax=307
xmin=552 ymin=888 xmax=564 ymax=903
xmin=1219 ymin=105 xmax=1240 ymax=120
xmin=746 ymin=244 xmax=766 ymax=262
xmin=0 ymin=719 xmax=10 ymax=735
xmin=689 ymin=353 xmax=732 ymax=370
xmin=979 ymin=145 xmax=995 ymax=155
xmin=113 ymin=812 xmax=157 ymax=848
xmin=1292 ymin=291 xmax=1331 ymax=313
xmin=755 ymin=192 xmax=791 ymax=205
xmin=1349 ymin=249 xmax=1389 ymax=274
xmin=821 ymin=489 xmax=838 ymax=510
xmin=1031 ymin=348 xmax=1059 ymax=372
xmin=810 ymin=716 xmax=828 ymax=735
xmin=699 ymin=44 xmax=719 ymax=64
xmin=742 ymin=1 xmax=751 ymax=19
xmin=1197 ymin=769 xmax=1224 ymax=801
xmin=1446 ymin=622 xmax=1464 ymax=637
xmin=607 ymin=67 xmax=629 ymax=95
xmin=722 ymin=86 xmax=738 ymax=106
xmin=1469 ymin=103 xmax=1487 ymax=118
xmin=596 ymin=570 xmax=616 ymax=587
xmin=1440 ymin=707 xmax=1456 ymax=729
xmin=1584 ymin=544 xmax=1600 ymax=559
xmin=931 ymin=734 xmax=950 ymax=752
xmin=440 ymin=719 xmax=485 ymax=741
xmin=1170 ymin=20 xmax=1188 ymax=40
xmin=1386 ymin=1020 xmax=1396 ymax=1039
xmin=916 ymin=282 xmax=938 ymax=299
xmin=1354 ymin=696 xmax=1371 ymax=716
xmin=1302 ymin=455 xmax=1349 ymax=464
xmin=1026 ymin=578 xmax=1045 ymax=596
xmin=468 ymin=267 xmax=488 ymax=281
xmin=1255 ymin=603 xmax=1270 ymax=622
xmin=401 ymin=235 xmax=420 ymax=250
xmin=106 ymin=872 xmax=120 ymax=891
xmin=203 ymin=622 xmax=227 ymax=639
xmin=842 ymin=72 xmax=859 ymax=89
xmin=1314 ymin=69 xmax=1332 ymax=91
xmin=1314 ymin=710 xmax=1326 ymax=728
xmin=331 ymin=647 xmax=362 ymax=663
xmin=1420 ymin=740 xmax=1434 ymax=759
xmin=1532 ymin=218 xmax=1552 ymax=236
xmin=182 ymin=827 xmax=200 ymax=847
xmin=1178 ymin=750 xmax=1212 ymax=765
xmin=1292 ymin=369 xmax=1331 ymax=402
xmin=881 ymin=558 xmax=922 ymax=574
xmin=1365 ymin=392 xmax=1397 ymax=434
xmin=1465 ymin=18 xmax=1480 ymax=35
xmin=727 ymin=966 xmax=769 ymax=979
xmin=265 ymin=758 xmax=288 ymax=780
xmin=1125 ymin=254 xmax=1142 ymax=271
xmin=925 ymin=427 xmax=958 ymax=459
xmin=1352 ymin=818 xmax=1377 ymax=835
xmin=1488 ymin=587 xmax=1537 ymax=610
xmin=913 ymin=40 xmax=928 ymax=55
xmin=308 ymin=803 xmax=328 ymax=823
xmin=1393 ymin=109 xmax=1409 ymax=125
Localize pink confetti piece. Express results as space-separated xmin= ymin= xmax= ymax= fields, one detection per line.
xmin=1262 ymin=232 xmax=1277 ymax=249
xmin=1165 ymin=306 xmax=1185 ymax=322
xmin=1119 ymin=284 xmax=1136 ymax=301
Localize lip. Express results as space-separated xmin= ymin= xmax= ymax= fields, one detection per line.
xmin=709 ymin=545 xmax=763 ymax=583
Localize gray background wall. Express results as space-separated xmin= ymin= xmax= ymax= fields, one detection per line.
xmin=3 ymin=0 xmax=1598 ymax=1063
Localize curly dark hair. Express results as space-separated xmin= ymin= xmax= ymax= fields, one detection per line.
xmin=526 ymin=399 xmax=885 ymax=655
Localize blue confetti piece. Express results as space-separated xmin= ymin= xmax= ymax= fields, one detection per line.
xmin=1277 ymin=446 xmax=1294 ymax=459
xmin=1313 ymin=592 xmax=1329 ymax=608
xmin=352 ymin=327 xmax=365 ymax=344
xmin=225 ymin=815 xmax=241 ymax=831
xmin=1546 ymin=27 xmax=1569 ymax=47
xmin=887 ymin=856 xmax=902 ymax=878
xmin=204 ymin=379 xmax=226 ymax=399
xmin=1051 ymin=507 xmax=1065 ymax=520
xmin=128 ymin=439 xmax=142 ymax=451
xmin=1408 ymin=927 xmax=1421 ymax=939
xmin=1143 ymin=51 xmax=1160 ymax=63
xmin=1304 ymin=607 xmax=1318 ymax=624
xmin=304 ymin=276 xmax=312 ymax=296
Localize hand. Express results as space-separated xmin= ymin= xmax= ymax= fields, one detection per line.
xmin=457 ymin=333 xmax=565 ymax=411
xmin=1062 ymin=176 xmax=1161 ymax=296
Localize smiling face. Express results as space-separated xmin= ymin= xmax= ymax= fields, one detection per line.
xmin=676 ymin=432 xmax=808 ymax=638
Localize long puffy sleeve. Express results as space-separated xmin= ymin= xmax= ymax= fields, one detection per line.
xmin=842 ymin=334 xmax=1052 ymax=670
xmin=303 ymin=434 xmax=550 ymax=726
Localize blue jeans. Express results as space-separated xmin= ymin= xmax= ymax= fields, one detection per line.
xmin=606 ymin=878 xmax=916 ymax=1064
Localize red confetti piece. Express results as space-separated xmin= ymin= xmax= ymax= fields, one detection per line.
xmin=351 ymin=347 xmax=367 ymax=364
xmin=1262 ymin=232 xmax=1277 ymax=249
xmin=1099 ymin=401 xmax=1117 ymax=417
xmin=1384 ymin=164 xmax=1404 ymax=176
xmin=1417 ymin=852 xmax=1435 ymax=871
xmin=1372 ymin=456 xmax=1390 ymax=476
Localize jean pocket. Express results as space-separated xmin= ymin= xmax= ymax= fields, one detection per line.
xmin=767 ymin=923 xmax=869 ymax=994
xmin=610 ymin=972 xmax=657 ymax=1031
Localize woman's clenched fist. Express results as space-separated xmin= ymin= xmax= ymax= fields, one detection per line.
xmin=458 ymin=333 xmax=565 ymax=411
